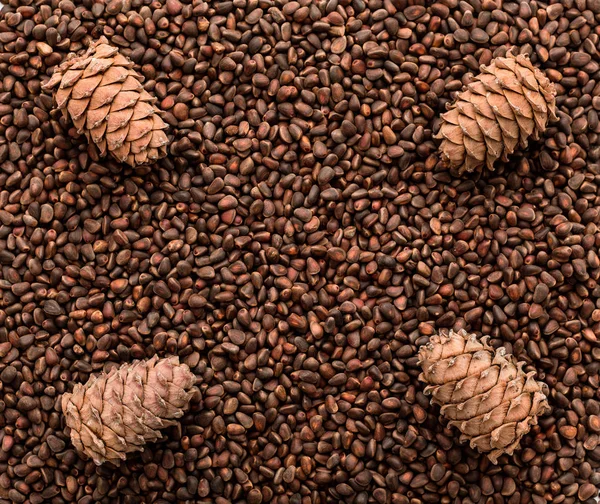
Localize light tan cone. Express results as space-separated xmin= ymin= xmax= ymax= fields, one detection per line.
xmin=434 ymin=52 xmax=557 ymax=175
xmin=61 ymin=356 xmax=196 ymax=466
xmin=43 ymin=37 xmax=169 ymax=167
xmin=418 ymin=330 xmax=550 ymax=464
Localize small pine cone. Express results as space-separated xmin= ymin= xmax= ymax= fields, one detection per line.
xmin=62 ymin=356 xmax=196 ymax=466
xmin=434 ymin=52 xmax=557 ymax=175
xmin=43 ymin=37 xmax=169 ymax=167
xmin=418 ymin=330 xmax=550 ymax=464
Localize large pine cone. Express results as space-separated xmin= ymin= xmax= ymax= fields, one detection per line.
xmin=62 ymin=356 xmax=196 ymax=466
xmin=418 ymin=330 xmax=550 ymax=464
xmin=43 ymin=37 xmax=169 ymax=167
xmin=434 ymin=52 xmax=557 ymax=175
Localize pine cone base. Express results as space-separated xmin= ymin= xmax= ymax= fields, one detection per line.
xmin=434 ymin=52 xmax=557 ymax=175
xmin=62 ymin=356 xmax=196 ymax=466
xmin=44 ymin=37 xmax=169 ymax=167
xmin=418 ymin=330 xmax=550 ymax=464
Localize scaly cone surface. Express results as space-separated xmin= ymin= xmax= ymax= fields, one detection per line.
xmin=418 ymin=329 xmax=550 ymax=464
xmin=43 ymin=36 xmax=169 ymax=167
xmin=61 ymin=356 xmax=196 ymax=466
xmin=434 ymin=51 xmax=557 ymax=175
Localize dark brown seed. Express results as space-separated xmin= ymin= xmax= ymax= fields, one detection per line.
xmin=579 ymin=483 xmax=597 ymax=501
xmin=430 ymin=464 xmax=445 ymax=482
xmin=559 ymin=426 xmax=578 ymax=439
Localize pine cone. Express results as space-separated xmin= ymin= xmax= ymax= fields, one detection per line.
xmin=434 ymin=52 xmax=557 ymax=175
xmin=43 ymin=36 xmax=169 ymax=167
xmin=418 ymin=330 xmax=550 ymax=464
xmin=61 ymin=356 xmax=196 ymax=466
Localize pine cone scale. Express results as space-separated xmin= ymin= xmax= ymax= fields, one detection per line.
xmin=419 ymin=330 xmax=549 ymax=464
